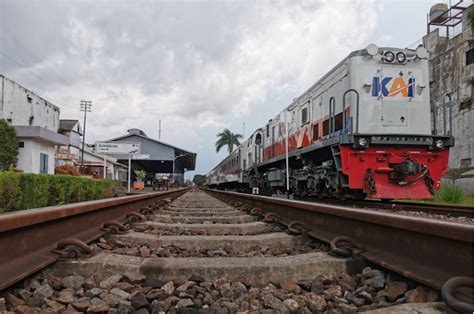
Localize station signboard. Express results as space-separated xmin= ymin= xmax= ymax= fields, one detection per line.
xmin=132 ymin=154 xmax=150 ymax=159
xmin=95 ymin=142 xmax=140 ymax=154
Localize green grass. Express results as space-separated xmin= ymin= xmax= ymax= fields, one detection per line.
xmin=434 ymin=184 xmax=465 ymax=204
xmin=395 ymin=188 xmax=473 ymax=206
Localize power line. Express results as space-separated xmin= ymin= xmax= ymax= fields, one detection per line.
xmin=1 ymin=24 xmax=69 ymax=84
xmin=0 ymin=50 xmax=57 ymax=87
xmin=0 ymin=50 xmax=71 ymax=110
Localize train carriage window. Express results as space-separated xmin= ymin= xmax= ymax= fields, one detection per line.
xmin=312 ymin=123 xmax=319 ymax=140
xmin=335 ymin=113 xmax=343 ymax=132
xmin=301 ymin=107 xmax=309 ymax=125
xmin=322 ymin=119 xmax=329 ymax=136
xmin=266 ymin=124 xmax=270 ymax=137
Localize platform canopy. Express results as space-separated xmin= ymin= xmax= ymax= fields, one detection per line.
xmin=99 ymin=128 xmax=196 ymax=184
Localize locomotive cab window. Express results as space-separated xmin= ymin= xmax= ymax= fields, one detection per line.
xmin=301 ymin=107 xmax=309 ymax=125
xmin=312 ymin=123 xmax=319 ymax=140
xmin=335 ymin=113 xmax=343 ymax=132
xmin=322 ymin=119 xmax=329 ymax=136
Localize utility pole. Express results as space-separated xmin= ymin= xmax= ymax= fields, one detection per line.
xmin=243 ymin=122 xmax=245 ymax=138
xmin=80 ymin=100 xmax=92 ymax=171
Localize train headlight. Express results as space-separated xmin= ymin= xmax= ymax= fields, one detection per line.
xmin=356 ymin=137 xmax=369 ymax=148
xmin=435 ymin=139 xmax=444 ymax=149
xmin=366 ymin=44 xmax=378 ymax=57
xmin=383 ymin=51 xmax=395 ymax=63
xmin=396 ymin=52 xmax=406 ymax=63
xmin=416 ymin=46 xmax=428 ymax=59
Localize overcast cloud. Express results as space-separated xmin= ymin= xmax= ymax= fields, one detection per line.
xmin=0 ymin=0 xmax=443 ymax=178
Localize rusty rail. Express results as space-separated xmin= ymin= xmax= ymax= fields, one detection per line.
xmin=205 ymin=189 xmax=473 ymax=292
xmin=298 ymin=196 xmax=473 ymax=218
xmin=0 ymin=188 xmax=188 ymax=290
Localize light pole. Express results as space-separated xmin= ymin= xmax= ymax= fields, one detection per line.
xmin=128 ymin=149 xmax=139 ymax=193
xmin=172 ymin=153 xmax=190 ymax=187
xmin=80 ymin=100 xmax=92 ymax=171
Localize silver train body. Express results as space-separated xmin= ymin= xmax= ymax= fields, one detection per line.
xmin=207 ymin=45 xmax=452 ymax=200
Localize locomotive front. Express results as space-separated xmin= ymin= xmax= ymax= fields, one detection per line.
xmin=341 ymin=45 xmax=453 ymax=199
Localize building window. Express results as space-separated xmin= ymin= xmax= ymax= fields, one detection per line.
xmin=18 ymin=142 xmax=24 ymax=148
xmin=461 ymin=158 xmax=472 ymax=167
xmin=40 ymin=153 xmax=49 ymax=174
xmin=27 ymin=96 xmax=32 ymax=103
xmin=466 ymin=49 xmax=474 ymax=65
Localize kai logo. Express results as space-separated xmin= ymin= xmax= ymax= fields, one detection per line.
xmin=372 ymin=72 xmax=415 ymax=97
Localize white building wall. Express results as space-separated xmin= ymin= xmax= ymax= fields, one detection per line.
xmin=16 ymin=139 xmax=34 ymax=173
xmin=16 ymin=139 xmax=55 ymax=174
xmin=0 ymin=75 xmax=60 ymax=131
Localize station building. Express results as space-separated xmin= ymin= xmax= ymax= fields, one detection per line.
xmin=424 ymin=2 xmax=473 ymax=168
xmin=0 ymin=75 xmax=69 ymax=174
xmin=423 ymin=2 xmax=473 ymax=194
xmin=101 ymin=128 xmax=196 ymax=186
xmin=0 ymin=75 xmax=128 ymax=178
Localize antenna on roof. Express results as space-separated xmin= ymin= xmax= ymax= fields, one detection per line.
xmin=159 ymin=120 xmax=162 ymax=139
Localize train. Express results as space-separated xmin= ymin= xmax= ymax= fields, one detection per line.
xmin=206 ymin=44 xmax=453 ymax=200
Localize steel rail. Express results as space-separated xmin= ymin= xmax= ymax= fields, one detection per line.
xmin=0 ymin=188 xmax=188 ymax=291
xmin=205 ymin=189 xmax=473 ymax=291
xmin=297 ymin=196 xmax=473 ymax=218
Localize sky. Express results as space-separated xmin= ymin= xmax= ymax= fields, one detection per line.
xmin=0 ymin=0 xmax=449 ymax=179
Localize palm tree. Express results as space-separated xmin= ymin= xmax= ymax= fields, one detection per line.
xmin=215 ymin=129 xmax=242 ymax=154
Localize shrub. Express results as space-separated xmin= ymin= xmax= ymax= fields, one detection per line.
xmin=0 ymin=172 xmax=21 ymax=213
xmin=55 ymin=165 xmax=80 ymax=176
xmin=435 ymin=184 xmax=465 ymax=204
xmin=0 ymin=172 xmax=121 ymax=212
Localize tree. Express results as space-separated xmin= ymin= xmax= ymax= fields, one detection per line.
xmin=445 ymin=167 xmax=474 ymax=185
xmin=193 ymin=174 xmax=206 ymax=186
xmin=0 ymin=119 xmax=18 ymax=171
xmin=215 ymin=129 xmax=242 ymax=154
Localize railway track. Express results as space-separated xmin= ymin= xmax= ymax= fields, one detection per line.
xmin=207 ymin=189 xmax=474 ymax=313
xmin=0 ymin=189 xmax=472 ymax=313
xmin=297 ymin=196 xmax=474 ymax=218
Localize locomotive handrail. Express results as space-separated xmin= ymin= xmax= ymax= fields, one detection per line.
xmin=430 ymin=100 xmax=437 ymax=135
xmin=343 ymin=89 xmax=360 ymax=134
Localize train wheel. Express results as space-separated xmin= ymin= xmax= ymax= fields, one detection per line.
xmin=353 ymin=190 xmax=366 ymax=200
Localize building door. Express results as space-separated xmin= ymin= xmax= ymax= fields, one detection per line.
xmin=40 ymin=153 xmax=48 ymax=174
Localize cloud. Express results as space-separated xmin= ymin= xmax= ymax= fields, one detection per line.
xmin=0 ymin=0 xmax=380 ymax=175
